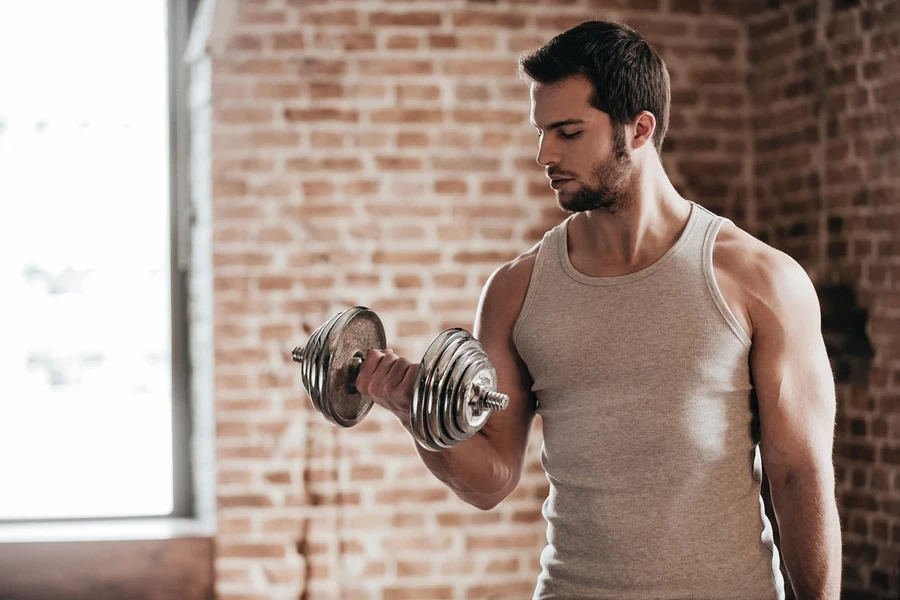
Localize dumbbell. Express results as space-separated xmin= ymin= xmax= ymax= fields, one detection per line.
xmin=291 ymin=306 xmax=510 ymax=452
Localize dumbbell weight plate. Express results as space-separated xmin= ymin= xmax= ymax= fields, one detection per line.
xmin=411 ymin=329 xmax=462 ymax=451
xmin=307 ymin=310 xmax=344 ymax=419
xmin=425 ymin=330 xmax=473 ymax=449
xmin=453 ymin=355 xmax=496 ymax=436
xmin=420 ymin=330 xmax=471 ymax=450
xmin=441 ymin=342 xmax=484 ymax=441
xmin=322 ymin=306 xmax=387 ymax=428
xmin=435 ymin=338 xmax=484 ymax=446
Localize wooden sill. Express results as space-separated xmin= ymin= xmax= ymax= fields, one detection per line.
xmin=0 ymin=519 xmax=215 ymax=600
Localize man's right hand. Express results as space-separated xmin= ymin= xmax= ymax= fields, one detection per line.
xmin=353 ymin=349 xmax=419 ymax=426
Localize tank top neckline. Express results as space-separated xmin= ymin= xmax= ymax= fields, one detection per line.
xmin=558 ymin=200 xmax=701 ymax=287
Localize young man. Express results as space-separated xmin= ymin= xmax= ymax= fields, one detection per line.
xmin=355 ymin=20 xmax=841 ymax=600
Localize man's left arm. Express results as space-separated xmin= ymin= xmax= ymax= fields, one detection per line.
xmin=748 ymin=251 xmax=842 ymax=600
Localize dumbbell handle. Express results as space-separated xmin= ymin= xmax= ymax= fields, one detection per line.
xmin=291 ymin=346 xmax=509 ymax=411
xmin=291 ymin=346 xmax=365 ymax=392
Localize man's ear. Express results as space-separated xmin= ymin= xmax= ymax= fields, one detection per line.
xmin=632 ymin=111 xmax=656 ymax=150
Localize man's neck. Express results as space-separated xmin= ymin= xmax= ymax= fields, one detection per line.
xmin=572 ymin=184 xmax=692 ymax=272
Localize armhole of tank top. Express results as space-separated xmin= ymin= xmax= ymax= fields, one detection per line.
xmin=702 ymin=217 xmax=753 ymax=352
xmin=511 ymin=231 xmax=550 ymax=348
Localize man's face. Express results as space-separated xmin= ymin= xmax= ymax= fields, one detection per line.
xmin=530 ymin=76 xmax=635 ymax=215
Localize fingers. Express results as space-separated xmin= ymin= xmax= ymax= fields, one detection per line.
xmin=356 ymin=348 xmax=406 ymax=403
xmin=399 ymin=363 xmax=419 ymax=398
xmin=356 ymin=349 xmax=388 ymax=398
xmin=374 ymin=349 xmax=401 ymax=399
xmin=386 ymin=353 xmax=410 ymax=389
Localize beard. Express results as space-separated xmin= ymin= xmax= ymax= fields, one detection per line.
xmin=556 ymin=123 xmax=635 ymax=215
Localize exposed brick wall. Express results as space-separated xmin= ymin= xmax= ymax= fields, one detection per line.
xmin=746 ymin=0 xmax=900 ymax=597
xmin=205 ymin=1 xmax=756 ymax=598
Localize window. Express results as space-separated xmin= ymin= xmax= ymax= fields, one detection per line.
xmin=0 ymin=0 xmax=194 ymax=521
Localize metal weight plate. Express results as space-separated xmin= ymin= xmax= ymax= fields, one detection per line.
xmin=412 ymin=329 xmax=458 ymax=451
xmin=441 ymin=342 xmax=483 ymax=442
xmin=436 ymin=337 xmax=483 ymax=445
xmin=412 ymin=329 xmax=469 ymax=451
xmin=451 ymin=357 xmax=487 ymax=437
xmin=316 ymin=307 xmax=360 ymax=425
xmin=425 ymin=331 xmax=471 ymax=449
xmin=454 ymin=355 xmax=496 ymax=436
xmin=323 ymin=307 xmax=386 ymax=428
xmin=312 ymin=307 xmax=351 ymax=424
xmin=420 ymin=330 xmax=469 ymax=450
xmin=468 ymin=364 xmax=498 ymax=431
xmin=306 ymin=310 xmax=345 ymax=418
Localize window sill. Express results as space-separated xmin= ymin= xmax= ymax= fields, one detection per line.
xmin=0 ymin=520 xmax=215 ymax=600
xmin=0 ymin=516 xmax=215 ymax=543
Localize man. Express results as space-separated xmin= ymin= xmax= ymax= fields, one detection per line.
xmin=354 ymin=20 xmax=841 ymax=600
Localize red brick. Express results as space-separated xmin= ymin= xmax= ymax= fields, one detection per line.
xmin=397 ymin=84 xmax=441 ymax=101
xmin=300 ymin=9 xmax=359 ymax=26
xmin=466 ymin=532 xmax=542 ymax=550
xmin=465 ymin=581 xmax=537 ymax=598
xmin=453 ymin=109 xmax=524 ymax=124
xmin=372 ymin=109 xmax=443 ymax=124
xmin=227 ymin=34 xmax=264 ymax=52
xmin=442 ymin=60 xmax=514 ymax=76
xmin=272 ymin=32 xmax=305 ymax=50
xmin=382 ymin=534 xmax=454 ymax=553
xmin=372 ymin=251 xmax=441 ymax=265
xmin=397 ymin=132 xmax=430 ymax=147
xmin=218 ymin=107 xmax=273 ymax=124
xmin=375 ymin=156 xmax=423 ymax=170
xmin=350 ymin=465 xmax=385 ymax=481
xmin=397 ymin=560 xmax=431 ymax=576
xmin=453 ymin=11 xmax=527 ymax=28
xmin=240 ymin=10 xmax=287 ymax=25
xmin=358 ymin=60 xmax=433 ymax=76
xmin=387 ymin=34 xmax=420 ymax=50
xmin=375 ymin=488 xmax=449 ymax=504
xmin=383 ymin=586 xmax=452 ymax=600
xmin=217 ymin=494 xmax=273 ymax=509
xmin=369 ymin=12 xmax=442 ymax=27
xmin=429 ymin=34 xmax=458 ymax=49
xmin=284 ymin=108 xmax=359 ymax=122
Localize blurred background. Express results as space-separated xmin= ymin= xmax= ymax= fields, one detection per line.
xmin=0 ymin=0 xmax=897 ymax=598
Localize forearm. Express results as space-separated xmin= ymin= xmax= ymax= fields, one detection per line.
xmin=396 ymin=412 xmax=513 ymax=510
xmin=769 ymin=471 xmax=842 ymax=600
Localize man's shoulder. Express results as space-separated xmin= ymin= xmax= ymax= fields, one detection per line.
xmin=479 ymin=239 xmax=543 ymax=334
xmin=715 ymin=220 xmax=808 ymax=284
xmin=714 ymin=220 xmax=817 ymax=336
xmin=500 ymin=239 xmax=542 ymax=286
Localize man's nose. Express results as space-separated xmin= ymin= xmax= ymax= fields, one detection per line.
xmin=535 ymin=138 xmax=559 ymax=168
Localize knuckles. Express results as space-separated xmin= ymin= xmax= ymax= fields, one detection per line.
xmin=356 ymin=349 xmax=396 ymax=400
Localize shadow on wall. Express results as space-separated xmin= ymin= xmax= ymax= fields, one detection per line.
xmin=819 ymin=283 xmax=875 ymax=385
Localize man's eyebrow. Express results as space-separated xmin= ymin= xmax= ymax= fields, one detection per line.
xmin=530 ymin=118 xmax=586 ymax=130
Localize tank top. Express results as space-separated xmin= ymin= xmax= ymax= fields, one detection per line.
xmin=513 ymin=200 xmax=785 ymax=600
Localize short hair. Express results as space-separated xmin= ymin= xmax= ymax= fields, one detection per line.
xmin=518 ymin=20 xmax=671 ymax=155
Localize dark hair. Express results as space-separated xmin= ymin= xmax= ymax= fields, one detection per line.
xmin=518 ymin=20 xmax=671 ymax=155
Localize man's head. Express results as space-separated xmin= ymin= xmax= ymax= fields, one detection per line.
xmin=519 ymin=20 xmax=671 ymax=214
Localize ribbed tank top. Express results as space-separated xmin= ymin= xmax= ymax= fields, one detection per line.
xmin=513 ymin=200 xmax=785 ymax=600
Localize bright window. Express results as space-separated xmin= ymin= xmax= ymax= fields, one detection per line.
xmin=0 ymin=1 xmax=177 ymax=520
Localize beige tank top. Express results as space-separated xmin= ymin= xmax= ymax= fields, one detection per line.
xmin=514 ymin=200 xmax=785 ymax=599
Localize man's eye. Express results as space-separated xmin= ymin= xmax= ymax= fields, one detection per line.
xmin=536 ymin=131 xmax=581 ymax=139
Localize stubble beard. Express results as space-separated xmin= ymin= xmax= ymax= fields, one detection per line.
xmin=556 ymin=124 xmax=636 ymax=216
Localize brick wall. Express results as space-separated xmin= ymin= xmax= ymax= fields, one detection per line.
xmin=746 ymin=0 xmax=900 ymax=597
xmin=201 ymin=0 xmax=797 ymax=598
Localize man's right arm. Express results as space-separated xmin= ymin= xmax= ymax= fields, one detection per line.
xmin=398 ymin=255 xmax=539 ymax=510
